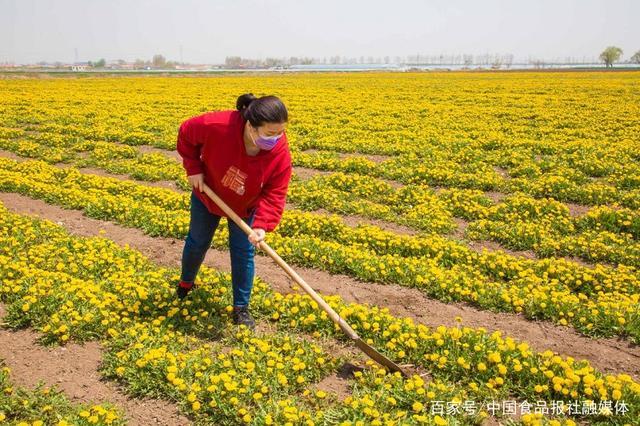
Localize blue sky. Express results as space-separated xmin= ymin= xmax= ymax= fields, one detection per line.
xmin=1 ymin=0 xmax=638 ymax=64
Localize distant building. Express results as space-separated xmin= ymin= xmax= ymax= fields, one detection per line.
xmin=71 ymin=64 xmax=88 ymax=72
xmin=106 ymin=60 xmax=134 ymax=70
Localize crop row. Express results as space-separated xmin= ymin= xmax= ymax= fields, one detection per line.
xmin=1 ymin=201 xmax=630 ymax=424
xmin=0 ymin=158 xmax=639 ymax=344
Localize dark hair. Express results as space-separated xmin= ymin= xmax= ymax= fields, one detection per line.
xmin=236 ymin=93 xmax=288 ymax=127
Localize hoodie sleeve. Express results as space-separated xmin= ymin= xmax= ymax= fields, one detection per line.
xmin=176 ymin=115 xmax=205 ymax=176
xmin=251 ymin=154 xmax=293 ymax=232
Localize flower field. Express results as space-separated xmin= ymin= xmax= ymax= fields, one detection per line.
xmin=0 ymin=71 xmax=639 ymax=425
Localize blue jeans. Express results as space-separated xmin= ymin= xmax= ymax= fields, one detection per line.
xmin=180 ymin=190 xmax=256 ymax=307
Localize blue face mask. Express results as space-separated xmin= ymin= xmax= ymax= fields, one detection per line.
xmin=251 ymin=128 xmax=283 ymax=150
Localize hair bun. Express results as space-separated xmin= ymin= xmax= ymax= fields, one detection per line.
xmin=236 ymin=93 xmax=257 ymax=111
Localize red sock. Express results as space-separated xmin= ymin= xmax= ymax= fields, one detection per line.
xmin=178 ymin=280 xmax=194 ymax=289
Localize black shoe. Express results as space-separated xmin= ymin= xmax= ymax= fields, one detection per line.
xmin=176 ymin=280 xmax=195 ymax=300
xmin=232 ymin=306 xmax=255 ymax=330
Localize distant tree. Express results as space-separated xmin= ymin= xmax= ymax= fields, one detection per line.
xmin=152 ymin=54 xmax=166 ymax=68
xmin=630 ymin=50 xmax=640 ymax=64
xmin=133 ymin=58 xmax=145 ymax=69
xmin=265 ymin=57 xmax=280 ymax=67
xmin=504 ymin=53 xmax=514 ymax=69
xmin=599 ymin=46 xmax=623 ymax=67
xmin=531 ymin=59 xmax=546 ymax=69
xmin=94 ymin=58 xmax=106 ymax=68
xmin=225 ymin=56 xmax=242 ymax=68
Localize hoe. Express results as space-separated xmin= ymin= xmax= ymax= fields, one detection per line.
xmin=201 ymin=183 xmax=408 ymax=377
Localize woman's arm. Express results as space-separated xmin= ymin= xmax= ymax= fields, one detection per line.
xmin=251 ymin=158 xmax=293 ymax=233
xmin=176 ymin=115 xmax=206 ymax=176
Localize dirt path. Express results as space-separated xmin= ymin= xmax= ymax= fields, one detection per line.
xmin=0 ymin=148 xmax=23 ymax=161
xmin=134 ymin=144 xmax=182 ymax=162
xmin=2 ymin=192 xmax=638 ymax=381
xmin=293 ymin=165 xmax=405 ymax=190
xmin=291 ymin=166 xmax=333 ymax=180
xmin=0 ymin=305 xmax=191 ymax=425
xmin=73 ymin=166 xmax=180 ymax=191
xmin=311 ymin=206 xmax=420 ymax=236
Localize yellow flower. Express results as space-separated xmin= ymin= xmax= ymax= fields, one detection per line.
xmin=434 ymin=415 xmax=447 ymax=425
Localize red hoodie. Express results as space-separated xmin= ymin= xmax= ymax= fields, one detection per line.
xmin=176 ymin=109 xmax=292 ymax=232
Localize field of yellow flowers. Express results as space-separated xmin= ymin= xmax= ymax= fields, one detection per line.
xmin=0 ymin=71 xmax=639 ymax=425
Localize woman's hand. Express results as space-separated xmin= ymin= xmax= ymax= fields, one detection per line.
xmin=188 ymin=173 xmax=205 ymax=192
xmin=249 ymin=228 xmax=266 ymax=247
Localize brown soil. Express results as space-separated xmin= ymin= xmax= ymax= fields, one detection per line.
xmin=2 ymin=192 xmax=639 ymax=381
xmin=450 ymin=220 xmax=541 ymax=261
xmin=337 ymin=151 xmax=391 ymax=164
xmin=301 ymin=148 xmax=391 ymax=165
xmin=467 ymin=239 xmax=538 ymax=260
xmin=0 ymin=148 xmax=24 ymax=161
xmin=313 ymin=366 xmax=357 ymax=402
xmin=380 ymin=177 xmax=405 ymax=189
xmin=292 ymin=166 xmax=332 ymax=180
xmin=314 ymin=208 xmax=419 ymax=236
xmin=562 ymin=255 xmax=600 ymax=268
xmin=0 ymin=305 xmax=191 ymax=425
xmin=136 ymin=144 xmax=182 ymax=162
xmin=566 ymin=202 xmax=591 ymax=217
xmin=493 ymin=166 xmax=510 ymax=178
xmin=484 ymin=191 xmax=507 ymax=203
xmin=293 ymin=166 xmax=403 ymax=190
xmin=75 ymin=166 xmax=179 ymax=191
xmin=105 ymin=142 xmax=182 ymax=163
xmin=451 ymin=217 xmax=469 ymax=239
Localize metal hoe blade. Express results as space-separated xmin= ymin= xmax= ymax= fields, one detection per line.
xmin=354 ymin=338 xmax=407 ymax=376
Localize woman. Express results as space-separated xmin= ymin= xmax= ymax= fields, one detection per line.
xmin=175 ymin=93 xmax=292 ymax=330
